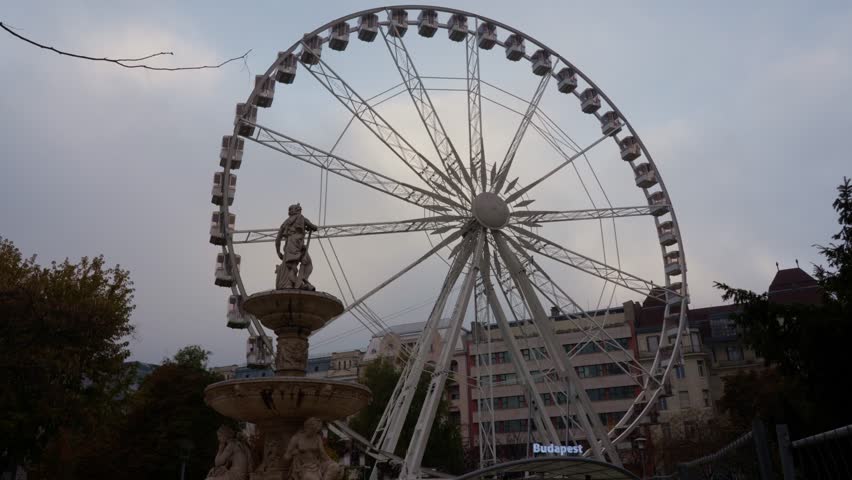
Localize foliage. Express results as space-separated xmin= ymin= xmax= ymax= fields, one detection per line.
xmin=714 ymin=177 xmax=852 ymax=435
xmin=74 ymin=347 xmax=230 ymax=480
xmin=718 ymin=369 xmax=812 ymax=432
xmin=652 ymin=410 xmax=740 ymax=473
xmin=166 ymin=344 xmax=212 ymax=370
xmin=814 ymin=177 xmax=852 ymax=307
xmin=0 ymin=237 xmax=135 ymax=474
xmin=349 ymin=358 xmax=465 ymax=474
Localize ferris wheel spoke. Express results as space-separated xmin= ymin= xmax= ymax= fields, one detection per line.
xmin=244 ymin=122 xmax=464 ymax=212
xmin=491 ymin=70 xmax=553 ymax=192
xmin=513 ymin=247 xmax=662 ymax=387
xmin=402 ymin=231 xmax=484 ymax=477
xmin=325 ymin=221 xmax=476 ymax=329
xmin=380 ymin=23 xmax=474 ymax=197
xmin=230 ymin=216 xmax=467 ymax=244
xmin=510 ymin=206 xmax=656 ymax=227
xmin=504 ymin=134 xmax=609 ymax=204
xmin=508 ymin=225 xmax=674 ymax=303
xmin=300 ymin=53 xmax=469 ymax=207
xmin=466 ymin=20 xmax=487 ymax=194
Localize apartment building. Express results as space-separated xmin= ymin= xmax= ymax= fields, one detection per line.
xmin=306 ymin=350 xmax=364 ymax=381
xmin=627 ymin=266 xmax=821 ymax=443
xmin=465 ymin=307 xmax=638 ymax=461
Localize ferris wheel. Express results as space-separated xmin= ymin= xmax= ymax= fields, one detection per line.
xmin=210 ymin=5 xmax=688 ymax=474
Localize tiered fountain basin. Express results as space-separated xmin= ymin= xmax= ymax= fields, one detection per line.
xmin=205 ymin=377 xmax=371 ymax=424
xmin=204 ymin=289 xmax=372 ymax=480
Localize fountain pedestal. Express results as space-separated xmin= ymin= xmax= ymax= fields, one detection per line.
xmin=205 ymin=290 xmax=371 ymax=480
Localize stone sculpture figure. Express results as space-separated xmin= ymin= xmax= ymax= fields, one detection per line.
xmin=284 ymin=417 xmax=341 ymax=480
xmin=275 ymin=203 xmax=318 ymax=291
xmin=206 ymin=425 xmax=252 ymax=480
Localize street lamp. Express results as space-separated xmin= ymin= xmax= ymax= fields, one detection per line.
xmin=633 ymin=436 xmax=647 ymax=480
xmin=178 ymin=438 xmax=194 ymax=480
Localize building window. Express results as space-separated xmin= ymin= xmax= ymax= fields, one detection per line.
xmin=647 ymin=335 xmax=659 ymax=352
xmin=703 ymin=389 xmax=710 ymax=407
xmin=690 ymin=332 xmax=701 ymax=351
xmin=678 ymin=390 xmax=690 ymax=408
xmin=449 ymin=386 xmax=460 ymax=400
xmin=566 ymin=342 xmax=601 ymax=354
xmin=576 ymin=363 xmax=623 ymax=378
xmin=726 ymin=346 xmax=744 ymax=361
xmin=662 ymin=423 xmax=672 ymax=438
xmin=697 ymin=360 xmax=704 ymax=377
xmin=710 ymin=317 xmax=737 ymax=338
xmin=605 ymin=338 xmax=631 ymax=351
xmin=477 ymin=351 xmax=511 ymax=365
xmin=674 ymin=364 xmax=685 ymax=379
xmin=658 ymin=396 xmax=668 ymax=411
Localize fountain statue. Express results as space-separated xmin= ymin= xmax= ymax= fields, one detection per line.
xmin=205 ymin=425 xmax=252 ymax=480
xmin=275 ymin=203 xmax=318 ymax=291
xmin=205 ymin=205 xmax=372 ymax=480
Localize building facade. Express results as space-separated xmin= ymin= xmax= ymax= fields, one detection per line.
xmin=626 ymin=266 xmax=821 ymax=464
xmin=465 ymin=307 xmax=638 ymax=461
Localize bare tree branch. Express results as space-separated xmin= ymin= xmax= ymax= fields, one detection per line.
xmin=1 ymin=21 xmax=250 ymax=71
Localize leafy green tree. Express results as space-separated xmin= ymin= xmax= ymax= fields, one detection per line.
xmin=0 ymin=237 xmax=135 ymax=475
xmin=167 ymin=344 xmax=212 ymax=370
xmin=717 ymin=369 xmax=812 ymax=432
xmin=76 ymin=346 xmax=230 ymax=480
xmin=715 ymin=177 xmax=852 ymax=435
xmin=349 ymin=358 xmax=465 ymax=474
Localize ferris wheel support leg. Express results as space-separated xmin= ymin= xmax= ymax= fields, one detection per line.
xmin=472 ymin=281 xmax=498 ymax=467
xmin=479 ymin=240 xmax=562 ymax=447
xmin=400 ymin=233 xmax=485 ymax=480
xmin=368 ymin=232 xmax=479 ymax=480
xmin=492 ymin=231 xmax=623 ymax=466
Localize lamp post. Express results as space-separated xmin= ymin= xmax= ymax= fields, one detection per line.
xmin=178 ymin=438 xmax=194 ymax=480
xmin=633 ymin=436 xmax=647 ymax=479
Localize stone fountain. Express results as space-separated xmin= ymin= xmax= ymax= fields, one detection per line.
xmin=204 ymin=205 xmax=372 ymax=480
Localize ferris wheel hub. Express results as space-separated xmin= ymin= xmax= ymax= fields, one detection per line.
xmin=472 ymin=192 xmax=511 ymax=229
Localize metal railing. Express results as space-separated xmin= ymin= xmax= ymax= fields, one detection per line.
xmin=648 ymin=420 xmax=773 ymax=479
xmin=649 ymin=421 xmax=852 ymax=479
xmin=778 ymin=423 xmax=852 ymax=479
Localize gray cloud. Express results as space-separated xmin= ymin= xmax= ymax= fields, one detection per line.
xmin=2 ymin=1 xmax=849 ymax=366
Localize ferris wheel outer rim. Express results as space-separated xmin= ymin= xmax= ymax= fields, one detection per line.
xmin=218 ymin=4 xmax=689 ymax=451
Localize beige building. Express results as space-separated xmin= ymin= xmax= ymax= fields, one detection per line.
xmin=626 ymin=266 xmax=821 ymax=455
xmin=465 ymin=306 xmax=639 ymax=461
xmin=211 ymin=364 xmax=240 ymax=380
xmin=306 ymin=349 xmax=364 ymax=382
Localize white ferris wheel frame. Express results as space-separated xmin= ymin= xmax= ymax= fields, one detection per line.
xmin=214 ymin=4 xmax=690 ymax=476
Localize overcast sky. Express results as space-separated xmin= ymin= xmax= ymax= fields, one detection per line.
xmin=2 ymin=1 xmax=849 ymax=367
